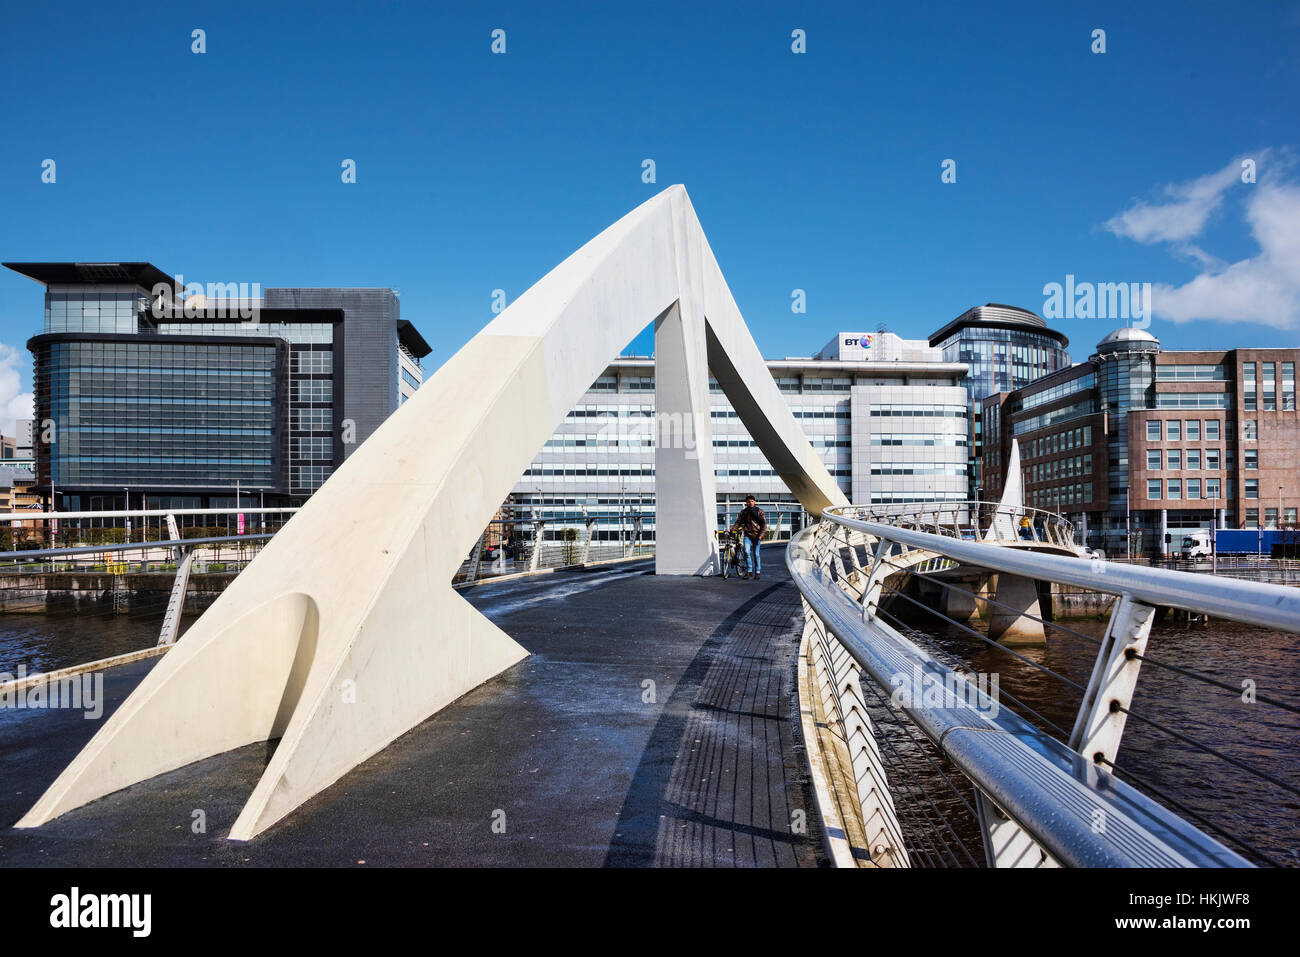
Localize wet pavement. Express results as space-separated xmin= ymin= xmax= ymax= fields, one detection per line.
xmin=0 ymin=546 xmax=826 ymax=867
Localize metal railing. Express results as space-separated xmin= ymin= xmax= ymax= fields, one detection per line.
xmin=0 ymin=512 xmax=295 ymax=647
xmin=0 ymin=507 xmax=299 ymax=553
xmin=788 ymin=501 xmax=1300 ymax=868
xmin=848 ymin=500 xmax=1079 ymax=551
xmin=455 ymin=513 xmax=653 ymax=584
xmin=454 ymin=508 xmax=804 ymax=584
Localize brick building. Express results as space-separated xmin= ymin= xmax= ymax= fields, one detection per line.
xmin=982 ymin=327 xmax=1299 ymax=557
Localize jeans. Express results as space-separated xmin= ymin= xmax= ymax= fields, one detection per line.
xmin=741 ymin=535 xmax=761 ymax=575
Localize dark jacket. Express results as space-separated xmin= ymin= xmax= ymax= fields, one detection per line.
xmin=735 ymin=505 xmax=767 ymax=540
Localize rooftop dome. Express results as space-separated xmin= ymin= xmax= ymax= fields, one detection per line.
xmin=1096 ymin=326 xmax=1159 ymax=351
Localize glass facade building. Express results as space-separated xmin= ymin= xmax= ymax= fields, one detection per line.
xmin=34 ymin=338 xmax=281 ymax=490
xmin=928 ymin=304 xmax=1070 ymax=498
xmin=7 ymin=262 xmax=430 ymax=513
xmin=512 ymin=332 xmax=969 ymax=547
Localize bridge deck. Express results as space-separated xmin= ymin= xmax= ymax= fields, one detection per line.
xmin=0 ymin=545 xmax=826 ymax=867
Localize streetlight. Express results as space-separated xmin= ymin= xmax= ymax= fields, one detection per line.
xmin=1125 ymin=484 xmax=1131 ymax=562
xmin=1211 ymin=483 xmax=1219 ymax=575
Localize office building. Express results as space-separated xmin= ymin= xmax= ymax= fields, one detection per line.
xmin=981 ymin=327 xmax=1300 ymax=555
xmin=928 ymin=304 xmax=1071 ymax=498
xmin=511 ymin=331 xmax=969 ymax=545
xmin=5 ymin=262 xmax=430 ymax=514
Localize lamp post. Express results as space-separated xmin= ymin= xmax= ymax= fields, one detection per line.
xmin=1212 ymin=485 xmax=1219 ymax=575
xmin=1125 ymin=484 xmax=1131 ymax=562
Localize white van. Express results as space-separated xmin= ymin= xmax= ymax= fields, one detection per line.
xmin=1180 ymin=530 xmax=1212 ymax=559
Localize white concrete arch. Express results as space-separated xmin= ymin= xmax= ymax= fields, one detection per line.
xmin=17 ymin=185 xmax=847 ymax=840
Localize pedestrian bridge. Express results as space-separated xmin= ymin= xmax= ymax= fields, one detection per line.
xmin=5 ymin=186 xmax=1298 ymax=866
xmin=3 ymin=499 xmax=1298 ymax=866
xmin=0 ymin=550 xmax=824 ymax=866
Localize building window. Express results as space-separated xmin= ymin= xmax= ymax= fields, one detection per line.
xmin=1243 ymin=362 xmax=1256 ymax=410
xmin=1185 ymin=420 xmax=1200 ymax=440
xmin=1166 ymin=420 xmax=1181 ymax=441
xmin=1244 ymin=449 xmax=1258 ymax=469
xmin=1205 ymin=420 xmax=1220 ymax=440
xmin=1287 ymin=507 xmax=1298 ymax=525
xmin=1167 ymin=479 xmax=1181 ymax=500
xmin=1146 ymin=420 xmax=1161 ymax=441
xmin=1206 ymin=478 xmax=1221 ymax=500
xmin=1246 ymin=479 xmax=1259 ymax=499
xmin=1284 ymin=362 xmax=1295 ymax=411
xmin=1246 ymin=508 xmax=1259 ymax=527
xmin=1187 ymin=478 xmax=1201 ymax=500
xmin=296 ymin=380 xmax=332 ymax=403
xmin=1166 ymin=449 xmax=1181 ymax=470
xmin=1146 ymin=449 xmax=1161 ymax=470
xmin=1186 ymin=449 xmax=1201 ymax=470
xmin=1244 ymin=419 xmax=1257 ymax=440
xmin=1265 ymin=508 xmax=1279 ymax=528
xmin=1263 ymin=362 xmax=1276 ymax=410
xmin=1147 ymin=479 xmax=1162 ymax=500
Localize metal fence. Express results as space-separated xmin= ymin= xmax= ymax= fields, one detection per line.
xmin=0 ymin=508 xmax=299 ymax=647
xmin=453 ymin=508 xmax=804 ymax=584
xmin=788 ymin=501 xmax=1300 ymax=867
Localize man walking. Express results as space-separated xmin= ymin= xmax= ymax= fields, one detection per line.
xmin=731 ymin=495 xmax=768 ymax=580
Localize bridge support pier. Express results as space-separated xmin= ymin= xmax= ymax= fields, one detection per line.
xmin=987 ymin=574 xmax=1046 ymax=645
xmin=939 ymin=579 xmax=980 ymax=621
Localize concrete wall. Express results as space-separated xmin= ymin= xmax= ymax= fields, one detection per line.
xmin=0 ymin=572 xmax=236 ymax=616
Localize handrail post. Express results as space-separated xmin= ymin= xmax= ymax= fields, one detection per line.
xmin=466 ymin=530 xmax=486 ymax=583
xmin=581 ymin=512 xmax=595 ymax=565
xmin=1069 ymin=593 xmax=1156 ymax=766
xmin=529 ymin=519 xmax=546 ymax=572
xmin=861 ymin=536 xmax=892 ymax=619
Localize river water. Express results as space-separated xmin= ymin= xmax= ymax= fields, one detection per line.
xmin=0 ymin=616 xmax=168 ymax=676
xmin=883 ymin=601 xmax=1300 ymax=867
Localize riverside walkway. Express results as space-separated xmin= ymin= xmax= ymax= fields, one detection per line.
xmin=0 ymin=545 xmax=826 ymax=867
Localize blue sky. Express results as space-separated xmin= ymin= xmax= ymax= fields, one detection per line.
xmin=1 ymin=0 xmax=1298 ymax=424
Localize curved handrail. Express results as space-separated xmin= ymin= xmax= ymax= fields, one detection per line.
xmin=842 ymin=500 xmax=1078 ymax=550
xmin=786 ymin=523 xmax=1252 ymax=867
xmin=825 ymin=505 xmax=1300 ymax=632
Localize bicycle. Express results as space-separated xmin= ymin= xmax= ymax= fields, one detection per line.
xmin=718 ymin=530 xmax=744 ymax=579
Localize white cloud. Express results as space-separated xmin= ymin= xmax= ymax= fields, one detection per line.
xmin=1104 ymin=157 xmax=1244 ymax=244
xmin=0 ymin=343 xmax=34 ymax=438
xmin=1104 ymin=152 xmax=1300 ymax=329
